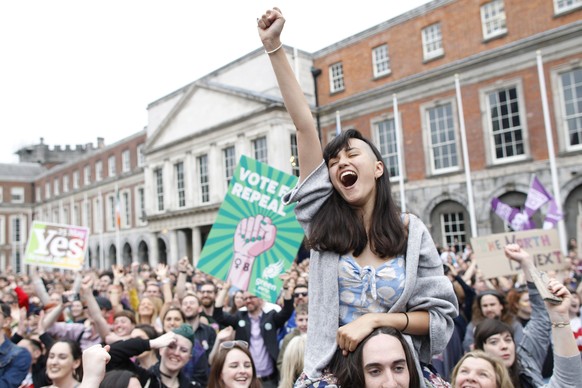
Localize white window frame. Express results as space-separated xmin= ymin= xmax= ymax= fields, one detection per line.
xmin=0 ymin=216 xmax=5 ymax=244
xmin=107 ymin=194 xmax=116 ymax=231
xmin=554 ymin=0 xmax=582 ymax=14
xmin=121 ymin=190 xmax=131 ymax=228
xmin=422 ymin=100 xmax=460 ymax=175
xmin=440 ymin=212 xmax=467 ymax=250
xmin=84 ymin=165 xmax=91 ymax=185
xmin=11 ymin=187 xmax=25 ymax=204
xmin=422 ymin=23 xmax=444 ymax=61
xmin=329 ymin=62 xmax=345 ymax=93
xmin=45 ymin=182 xmax=51 ymax=199
xmin=63 ymin=175 xmax=70 ymax=193
xmin=95 ymin=161 xmax=103 ymax=182
xmin=198 ymin=155 xmax=210 ymax=204
xmin=122 ymin=150 xmax=131 ymax=173
xmin=10 ymin=215 xmax=21 ymax=243
xmin=553 ymin=66 xmax=582 ymax=152
xmin=372 ymin=44 xmax=391 ymax=78
xmin=480 ymin=79 xmax=529 ymax=165
xmin=135 ymin=186 xmax=146 ymax=225
xmin=108 ymin=156 xmax=116 ymax=177
xmin=35 ymin=187 xmax=40 ymax=203
xmin=53 ymin=179 xmax=59 ymax=196
xmin=374 ymin=117 xmax=401 ymax=180
xmin=223 ymin=146 xmax=236 ymax=188
xmin=73 ymin=171 xmax=80 ymax=189
xmin=154 ymin=168 xmax=164 ymax=211
xmin=252 ymin=136 xmax=268 ymax=164
xmin=137 ymin=144 xmax=145 ymax=167
xmin=480 ymin=0 xmax=507 ymax=40
xmin=175 ymin=161 xmax=186 ymax=208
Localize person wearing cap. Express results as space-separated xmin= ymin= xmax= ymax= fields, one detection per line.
xmin=0 ymin=302 xmax=32 ymax=387
xmin=107 ymin=323 xmax=196 ymax=388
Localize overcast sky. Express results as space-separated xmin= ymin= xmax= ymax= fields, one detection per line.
xmin=0 ymin=0 xmax=430 ymax=164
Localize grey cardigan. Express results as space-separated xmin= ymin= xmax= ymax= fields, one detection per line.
xmin=283 ymin=162 xmax=458 ymax=381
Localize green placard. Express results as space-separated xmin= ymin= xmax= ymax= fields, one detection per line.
xmin=197 ymin=155 xmax=304 ymax=303
xmin=24 ymin=221 xmax=89 ymax=270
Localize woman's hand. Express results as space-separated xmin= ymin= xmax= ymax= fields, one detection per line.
xmin=80 ymin=345 xmax=110 ymax=387
xmin=504 ymin=244 xmax=533 ymax=266
xmin=257 ymin=7 xmax=284 ymax=51
xmin=336 ymin=314 xmax=378 ymax=355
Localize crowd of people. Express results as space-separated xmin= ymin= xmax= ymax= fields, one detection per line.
xmin=1 ymin=7 xmax=582 ymax=388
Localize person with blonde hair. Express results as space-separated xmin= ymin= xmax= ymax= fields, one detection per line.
xmin=278 ymin=335 xmax=306 ymax=388
xmin=451 ymin=350 xmax=514 ymax=388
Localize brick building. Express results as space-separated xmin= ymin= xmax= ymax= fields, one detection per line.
xmin=310 ymin=0 xmax=582 ymax=248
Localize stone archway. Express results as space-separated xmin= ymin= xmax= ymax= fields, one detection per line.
xmin=138 ymin=240 xmax=149 ymax=264
xmin=122 ymin=243 xmax=132 ymax=267
xmin=108 ymin=244 xmax=117 ymax=267
xmin=157 ymin=238 xmax=167 ymax=265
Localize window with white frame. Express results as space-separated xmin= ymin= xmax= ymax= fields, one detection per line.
xmin=123 ymin=191 xmax=130 ymax=227
xmin=63 ymin=207 xmax=69 ymax=224
xmin=108 ymin=195 xmax=116 ymax=231
xmin=53 ymin=179 xmax=59 ymax=196
xmin=440 ymin=212 xmax=467 ymax=251
xmin=63 ymin=175 xmax=69 ymax=193
xmin=35 ymin=187 xmax=40 ymax=203
xmin=108 ymin=156 xmax=116 ymax=177
xmin=0 ymin=216 xmax=4 ymax=244
xmin=198 ymin=155 xmax=209 ymax=203
xmin=427 ymin=103 xmax=459 ymax=172
xmin=137 ymin=187 xmax=146 ymax=223
xmin=554 ymin=0 xmax=582 ymax=14
xmin=175 ymin=162 xmax=185 ymax=208
xmin=376 ymin=119 xmax=400 ymax=178
xmin=481 ymin=0 xmax=507 ymax=40
xmin=0 ymin=187 xmax=3 ymax=203
xmin=252 ymin=137 xmax=268 ymax=164
xmin=372 ymin=44 xmax=391 ymax=78
xmin=290 ymin=134 xmax=300 ymax=177
xmin=73 ymin=171 xmax=79 ymax=189
xmin=95 ymin=161 xmax=103 ymax=181
xmin=223 ymin=146 xmax=236 ymax=186
xmin=422 ymin=23 xmax=444 ymax=60
xmin=486 ymin=86 xmax=526 ymax=162
xmin=559 ymin=68 xmax=582 ymax=150
xmin=154 ymin=168 xmax=164 ymax=211
xmin=11 ymin=187 xmax=24 ymax=203
xmin=45 ymin=182 xmax=51 ymax=199
xmin=11 ymin=216 xmax=21 ymax=243
xmin=84 ymin=165 xmax=91 ymax=185
xmin=329 ymin=62 xmax=345 ymax=93
xmin=137 ymin=144 xmax=145 ymax=167
xmin=122 ymin=150 xmax=131 ymax=173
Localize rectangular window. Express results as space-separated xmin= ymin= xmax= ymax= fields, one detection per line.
xmin=73 ymin=171 xmax=80 ymax=189
xmin=252 ymin=136 xmax=268 ymax=164
xmin=45 ymin=182 xmax=51 ymax=199
xmin=137 ymin=187 xmax=146 ymax=222
xmin=35 ymin=187 xmax=40 ymax=203
xmin=372 ymin=45 xmax=391 ymax=78
xmin=108 ymin=195 xmax=116 ymax=230
xmin=123 ymin=191 xmax=130 ymax=227
xmin=96 ymin=161 xmax=103 ymax=182
xmin=137 ymin=144 xmax=145 ymax=167
xmin=175 ymin=162 xmax=186 ymax=208
xmin=560 ymin=68 xmax=582 ymax=150
xmin=63 ymin=207 xmax=69 ymax=225
xmin=223 ymin=146 xmax=236 ymax=186
xmin=122 ymin=150 xmax=131 ymax=173
xmin=440 ymin=212 xmax=466 ymax=250
xmin=481 ymin=0 xmax=506 ymax=40
xmin=290 ymin=134 xmax=300 ymax=177
xmin=329 ymin=62 xmax=345 ymax=93
xmin=11 ymin=187 xmax=24 ymax=204
xmin=428 ymin=103 xmax=459 ymax=172
xmin=198 ymin=155 xmax=210 ymax=203
xmin=108 ymin=156 xmax=116 ymax=177
xmin=84 ymin=165 xmax=91 ymax=185
xmin=11 ymin=217 xmax=20 ymax=243
xmin=63 ymin=175 xmax=70 ymax=193
xmin=84 ymin=200 xmax=92 ymax=230
xmin=422 ymin=23 xmax=444 ymax=60
xmin=155 ymin=168 xmax=164 ymax=211
xmin=0 ymin=216 xmax=5 ymax=245
xmin=53 ymin=179 xmax=59 ymax=196
xmin=554 ymin=0 xmax=582 ymax=14
xmin=487 ymin=86 xmax=525 ymax=161
xmin=376 ymin=119 xmax=400 ymax=178
xmin=0 ymin=187 xmax=3 ymax=203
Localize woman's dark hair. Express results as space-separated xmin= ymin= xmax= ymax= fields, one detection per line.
xmin=474 ymin=318 xmax=522 ymax=387
xmin=134 ymin=323 xmax=159 ymax=339
xmin=99 ymin=369 xmax=138 ymax=388
xmin=308 ymin=129 xmax=407 ymax=258
xmin=331 ymin=327 xmax=420 ymax=387
xmin=208 ymin=343 xmax=261 ymax=388
xmin=162 ymin=306 xmax=186 ymax=326
xmin=46 ymin=339 xmax=83 ymax=381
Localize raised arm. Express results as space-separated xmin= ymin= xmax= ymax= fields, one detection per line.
xmin=257 ymin=7 xmax=323 ymax=181
xmin=80 ymin=275 xmax=112 ymax=343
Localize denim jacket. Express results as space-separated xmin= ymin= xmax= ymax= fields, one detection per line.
xmin=0 ymin=335 xmax=32 ymax=388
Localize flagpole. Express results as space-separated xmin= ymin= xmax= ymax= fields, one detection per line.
xmin=98 ymin=189 xmax=104 ymax=269
xmin=335 ymin=110 xmax=341 ymax=136
xmin=115 ymin=183 xmax=120 ymax=266
xmin=455 ymin=75 xmax=478 ymax=237
xmin=393 ymin=94 xmax=406 ymax=212
xmin=536 ymin=50 xmax=567 ymax=254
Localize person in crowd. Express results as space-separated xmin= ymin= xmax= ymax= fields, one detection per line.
xmin=463 ymin=289 xmax=523 ymax=352
xmin=279 ymin=284 xmax=308 ymax=341
xmin=207 ymin=340 xmax=261 ymax=388
xmin=135 ymin=297 xmax=163 ymax=333
xmin=180 ymin=292 xmax=216 ymax=357
xmin=472 ymin=243 xmax=582 ymax=387
xmin=226 ymin=290 xmax=245 ymax=315
xmin=507 ymin=287 xmax=531 ymax=327
xmin=277 ymin=303 xmax=308 ymax=373
xmin=278 ymin=335 xmax=306 ymax=388
xmin=257 ymin=7 xmax=457 ymax=386
xmin=0 ymin=302 xmax=31 ymax=387
xmin=44 ymin=339 xmax=84 ymax=388
xmin=130 ymin=324 xmax=161 ymax=370
xmin=331 ymin=326 xmax=421 ymax=388
xmin=450 ymin=350 xmax=513 ymax=388
xmin=568 ymin=291 xmax=582 ymax=353
xmin=198 ymin=281 xmax=221 ymax=331
xmin=214 ymin=282 xmax=294 ymax=387
xmin=98 ymin=369 xmax=142 ymax=388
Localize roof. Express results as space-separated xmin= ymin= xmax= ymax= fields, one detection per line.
xmin=0 ymin=163 xmax=46 ymax=181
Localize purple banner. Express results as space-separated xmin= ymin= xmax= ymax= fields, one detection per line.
xmin=524 ymin=176 xmax=553 ymax=218
xmin=491 ymin=197 xmax=518 ymax=224
xmin=543 ymin=198 xmax=563 ymax=229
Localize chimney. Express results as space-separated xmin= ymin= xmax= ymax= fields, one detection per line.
xmin=97 ymin=137 xmax=105 ymax=148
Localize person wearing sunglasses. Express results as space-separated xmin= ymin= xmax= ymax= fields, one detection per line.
xmin=208 ymin=340 xmax=261 ymax=388
xmin=214 ymin=281 xmax=294 ymax=387
xmin=279 ymin=285 xmax=309 ymax=344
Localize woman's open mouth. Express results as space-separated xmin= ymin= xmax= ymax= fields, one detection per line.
xmin=340 ymin=171 xmax=357 ymax=187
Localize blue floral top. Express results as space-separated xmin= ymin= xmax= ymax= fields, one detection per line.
xmin=338 ymin=254 xmax=406 ymax=325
